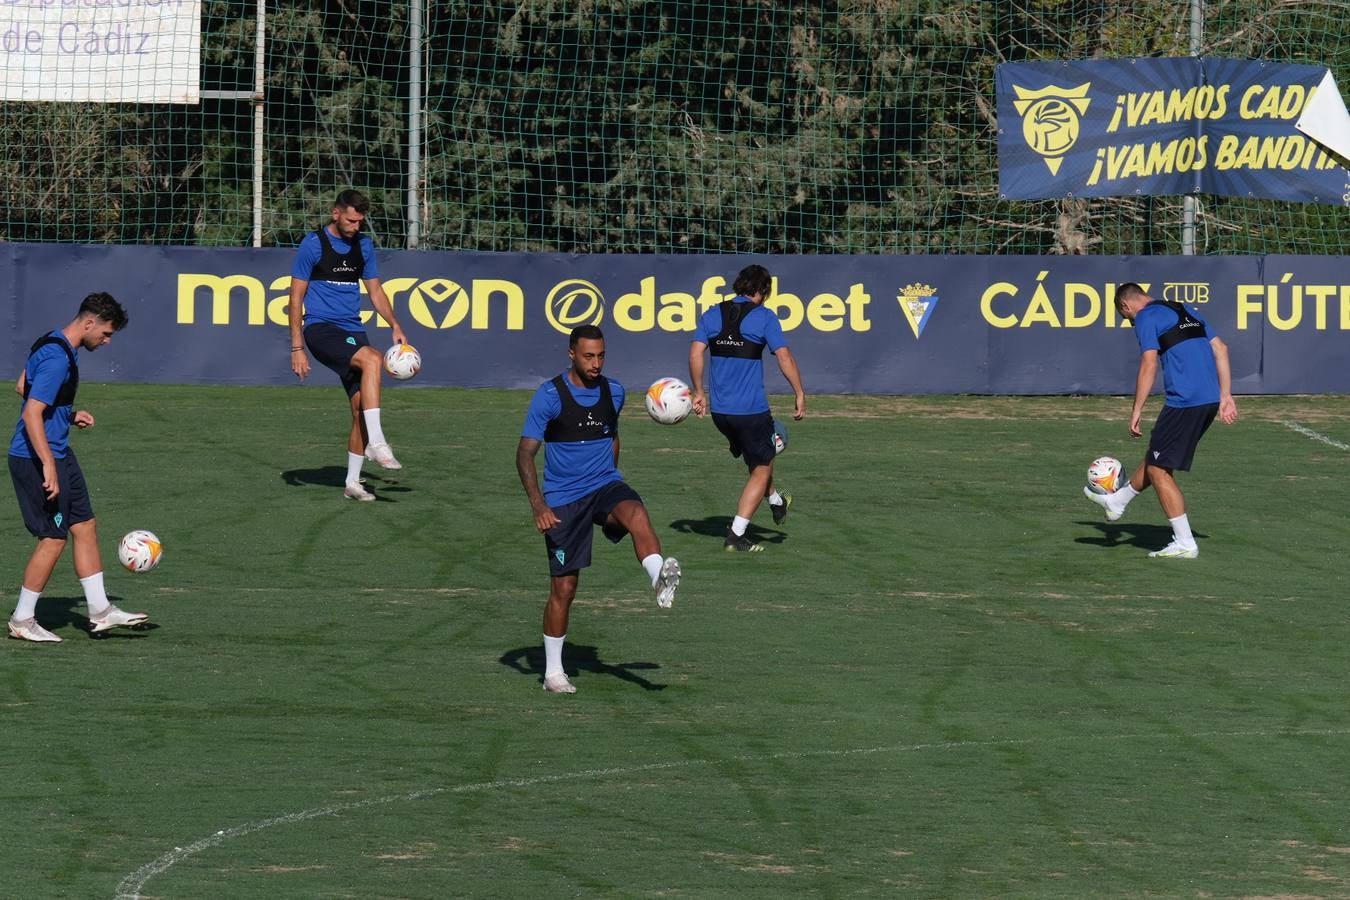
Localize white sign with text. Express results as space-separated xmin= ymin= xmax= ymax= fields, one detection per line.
xmin=1 ymin=0 xmax=200 ymax=103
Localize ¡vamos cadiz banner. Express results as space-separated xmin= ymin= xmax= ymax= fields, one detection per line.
xmin=996 ymin=57 xmax=1350 ymax=204
xmin=1 ymin=245 xmax=1348 ymax=396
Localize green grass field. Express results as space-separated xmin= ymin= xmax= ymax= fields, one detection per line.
xmin=5 ymin=385 xmax=1350 ymax=898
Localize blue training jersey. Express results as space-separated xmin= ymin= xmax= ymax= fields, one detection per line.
xmin=522 ymin=374 xmax=626 ymax=507
xmin=291 ymin=228 xmax=380 ymax=332
xmin=1132 ymin=302 xmax=1220 ymax=408
xmin=10 ymin=331 xmax=77 ymax=459
xmin=692 ymin=298 xmax=788 ymax=415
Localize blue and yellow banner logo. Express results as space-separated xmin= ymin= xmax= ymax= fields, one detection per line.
xmin=897 ymin=283 xmax=939 ymax=338
xmin=997 ymin=58 xmax=1350 ymax=204
xmin=1011 ymin=83 xmax=1092 ymax=176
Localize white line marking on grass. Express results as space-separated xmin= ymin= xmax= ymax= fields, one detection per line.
xmin=114 ymin=727 xmax=1350 ymax=899
xmin=1282 ymin=420 xmax=1350 ymax=451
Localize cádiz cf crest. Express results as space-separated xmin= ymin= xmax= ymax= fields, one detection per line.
xmin=1011 ymin=83 xmax=1092 ymax=175
xmin=897 ymin=283 xmax=938 ymax=339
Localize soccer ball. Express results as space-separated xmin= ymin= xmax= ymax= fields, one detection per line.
xmin=645 ymin=377 xmax=692 ymax=425
xmin=771 ymin=419 xmax=789 ymax=454
xmin=118 ymin=530 xmax=163 ymax=574
xmin=383 ymin=343 xmax=422 ymax=380
xmin=1086 ymin=456 xmax=1125 ymax=495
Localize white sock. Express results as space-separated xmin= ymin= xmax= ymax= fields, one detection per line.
xmin=346 ymin=451 xmax=364 ymax=485
xmin=362 ymin=408 xmax=388 ymax=446
xmin=1169 ymin=514 xmax=1196 ymax=548
xmin=13 ymin=586 xmax=40 ymax=621
xmin=731 ymin=515 xmax=750 ymax=536
xmin=1114 ymin=481 xmax=1140 ymax=505
xmin=641 ymin=553 xmax=663 ymax=587
xmin=767 ymin=491 xmax=783 ymax=506
xmin=81 ymin=572 xmax=110 ymax=616
xmin=544 ymin=634 xmax=566 ymax=677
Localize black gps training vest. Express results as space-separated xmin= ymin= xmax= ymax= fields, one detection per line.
xmin=1155 ymin=300 xmax=1208 ymax=353
xmin=543 ymin=375 xmax=617 ymax=443
xmin=309 ymin=226 xmax=365 ymax=282
xmin=709 ymin=300 xmax=767 ymax=360
xmin=22 ymin=335 xmax=78 ymax=408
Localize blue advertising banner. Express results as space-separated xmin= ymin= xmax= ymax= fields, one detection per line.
xmin=997 ymin=58 xmax=1350 ymax=204
xmin=0 ymin=245 xmax=1346 ymax=396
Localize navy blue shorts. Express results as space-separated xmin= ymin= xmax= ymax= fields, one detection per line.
xmin=543 ymin=480 xmax=643 ymax=576
xmin=304 ymin=323 xmax=371 ymax=398
xmin=1148 ymin=403 xmax=1218 ymax=471
xmin=9 ymin=451 xmax=94 ymax=539
xmin=712 ymin=411 xmax=776 ymax=468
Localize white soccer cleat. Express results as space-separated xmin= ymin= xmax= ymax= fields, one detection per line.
xmin=7 ymin=617 xmax=62 ymax=643
xmin=1082 ymin=485 xmax=1125 ymax=521
xmin=344 ymin=480 xmax=376 ymax=502
xmin=364 ymin=441 xmax=402 ymax=470
xmin=1148 ymin=541 xmax=1199 ymax=559
xmin=89 ymin=604 xmax=149 ymax=633
xmin=655 ymin=556 xmax=681 ymax=609
xmin=542 ymin=673 xmax=577 ymax=694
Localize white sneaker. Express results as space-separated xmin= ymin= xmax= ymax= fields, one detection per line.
xmin=655 ymin=556 xmax=681 ymax=609
xmin=344 ymin=480 xmax=376 ymax=501
xmin=89 ymin=604 xmax=149 ymax=633
xmin=1082 ymin=485 xmax=1125 ymax=521
xmin=8 ymin=617 xmax=61 ymax=643
xmin=1148 ymin=541 xmax=1198 ymax=559
xmin=365 ymin=442 xmax=402 ymax=470
xmin=542 ymin=673 xmax=577 ymax=694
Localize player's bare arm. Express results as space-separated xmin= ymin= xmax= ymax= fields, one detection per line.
xmin=774 ymin=347 xmax=806 ymax=420
xmin=287 ymin=277 xmax=310 ymax=381
xmin=688 ymin=340 xmax=708 ymax=417
xmin=1129 ymin=349 xmax=1158 ymax=438
xmin=21 ymin=398 xmax=59 ymax=500
xmin=1211 ymin=336 xmax=1239 ymax=425
xmin=15 ymin=370 xmax=25 ymax=396
xmin=364 ymin=278 xmax=407 ymax=346
xmin=516 ymin=437 xmax=560 ymax=532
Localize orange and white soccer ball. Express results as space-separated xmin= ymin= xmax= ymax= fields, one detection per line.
xmin=118 ymin=530 xmax=163 ymax=574
xmin=383 ymin=343 xmax=422 ymax=380
xmin=1086 ymin=456 xmax=1125 ymax=495
xmin=645 ymin=377 xmax=692 ymax=425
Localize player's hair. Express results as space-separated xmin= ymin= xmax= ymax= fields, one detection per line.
xmin=334 ymin=189 xmax=371 ymax=214
xmin=733 ymin=264 xmax=773 ymax=299
xmin=569 ymin=324 xmax=604 ymax=348
xmin=1114 ymin=282 xmax=1146 ymax=315
xmin=78 ymin=291 xmax=128 ymax=330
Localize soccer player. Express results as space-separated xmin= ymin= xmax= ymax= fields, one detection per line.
xmin=1084 ymin=282 xmax=1238 ymax=557
xmin=516 ymin=325 xmax=681 ymax=694
xmin=689 ymin=264 xmax=806 ymax=552
xmin=288 ymin=189 xmax=409 ymax=501
xmin=7 ymin=292 xmax=149 ymax=642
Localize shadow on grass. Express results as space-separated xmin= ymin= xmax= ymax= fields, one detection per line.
xmin=499 ymin=643 xmax=667 ymax=692
xmin=26 ymin=595 xmax=159 ymax=641
xmin=667 ymin=515 xmax=786 ymax=545
xmin=1074 ymin=521 xmax=1207 ymax=550
xmin=280 ymin=466 xmax=411 ymax=502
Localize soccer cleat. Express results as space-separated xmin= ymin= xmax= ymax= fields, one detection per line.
xmin=7 ymin=617 xmax=61 ymax=643
xmin=655 ymin=556 xmax=681 ymax=609
xmin=1082 ymin=485 xmax=1125 ymax=521
xmin=723 ymin=529 xmax=764 ymax=553
xmin=88 ymin=604 xmax=149 ymax=634
xmin=344 ymin=480 xmax=376 ymax=501
xmin=364 ymin=441 xmax=402 ymax=470
xmin=542 ymin=673 xmax=577 ymax=694
xmin=1148 ymin=541 xmax=1199 ymax=559
xmin=769 ymin=493 xmax=792 ymax=525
